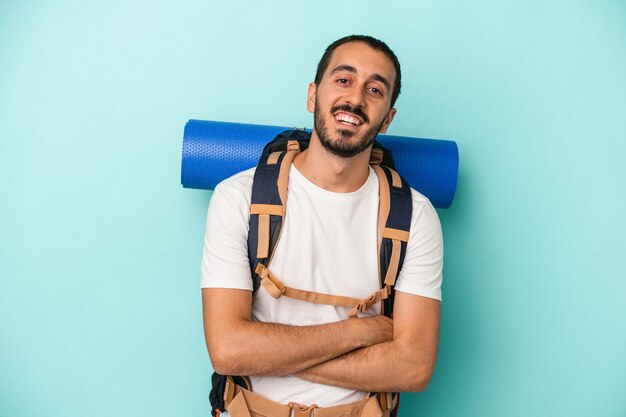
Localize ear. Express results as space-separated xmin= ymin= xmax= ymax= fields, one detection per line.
xmin=378 ymin=108 xmax=397 ymax=134
xmin=307 ymin=82 xmax=317 ymax=113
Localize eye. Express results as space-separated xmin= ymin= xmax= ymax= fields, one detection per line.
xmin=368 ymin=87 xmax=383 ymax=96
xmin=336 ymin=78 xmax=350 ymax=86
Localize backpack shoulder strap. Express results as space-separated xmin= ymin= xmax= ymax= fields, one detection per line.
xmin=371 ymin=163 xmax=413 ymax=317
xmin=248 ymin=131 xmax=308 ymax=294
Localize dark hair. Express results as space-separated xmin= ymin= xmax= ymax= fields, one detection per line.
xmin=314 ymin=35 xmax=402 ymax=107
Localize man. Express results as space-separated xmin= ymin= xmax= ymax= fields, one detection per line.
xmin=201 ymin=35 xmax=443 ymax=417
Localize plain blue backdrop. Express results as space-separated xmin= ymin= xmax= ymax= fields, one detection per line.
xmin=1 ymin=1 xmax=625 ymax=416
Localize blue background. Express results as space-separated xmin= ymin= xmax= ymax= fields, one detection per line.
xmin=1 ymin=1 xmax=625 ymax=416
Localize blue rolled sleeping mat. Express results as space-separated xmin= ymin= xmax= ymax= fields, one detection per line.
xmin=181 ymin=119 xmax=459 ymax=208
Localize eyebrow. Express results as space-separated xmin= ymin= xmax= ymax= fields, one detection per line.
xmin=330 ymin=65 xmax=391 ymax=92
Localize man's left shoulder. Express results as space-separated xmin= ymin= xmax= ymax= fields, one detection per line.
xmin=408 ymin=187 xmax=440 ymax=223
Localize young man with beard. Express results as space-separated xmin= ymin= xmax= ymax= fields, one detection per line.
xmin=201 ymin=35 xmax=443 ymax=416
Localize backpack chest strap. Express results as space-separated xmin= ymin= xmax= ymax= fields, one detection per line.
xmin=255 ymin=264 xmax=391 ymax=318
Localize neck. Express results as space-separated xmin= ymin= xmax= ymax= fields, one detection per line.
xmin=293 ymin=133 xmax=371 ymax=193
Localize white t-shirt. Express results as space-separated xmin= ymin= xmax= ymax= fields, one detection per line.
xmin=201 ymin=165 xmax=443 ymax=407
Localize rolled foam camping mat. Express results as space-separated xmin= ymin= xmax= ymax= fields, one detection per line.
xmin=181 ymin=119 xmax=459 ymax=208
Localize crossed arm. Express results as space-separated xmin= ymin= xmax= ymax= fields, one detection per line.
xmin=202 ymin=287 xmax=440 ymax=392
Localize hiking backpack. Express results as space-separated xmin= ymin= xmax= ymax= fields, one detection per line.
xmin=210 ymin=129 xmax=413 ymax=417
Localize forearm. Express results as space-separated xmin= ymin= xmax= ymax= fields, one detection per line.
xmin=209 ymin=316 xmax=391 ymax=377
xmin=295 ymin=338 xmax=435 ymax=392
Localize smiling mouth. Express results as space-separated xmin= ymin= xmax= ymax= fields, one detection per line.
xmin=334 ymin=111 xmax=364 ymax=127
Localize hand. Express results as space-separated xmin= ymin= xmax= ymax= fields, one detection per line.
xmin=350 ymin=315 xmax=393 ymax=347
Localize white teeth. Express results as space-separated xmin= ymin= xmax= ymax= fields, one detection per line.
xmin=336 ymin=113 xmax=361 ymax=126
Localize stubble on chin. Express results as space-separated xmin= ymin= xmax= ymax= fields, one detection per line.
xmin=313 ymin=102 xmax=381 ymax=159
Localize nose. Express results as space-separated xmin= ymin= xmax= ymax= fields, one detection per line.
xmin=344 ymin=85 xmax=366 ymax=108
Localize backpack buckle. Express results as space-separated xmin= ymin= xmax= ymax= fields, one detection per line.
xmin=256 ymin=264 xmax=287 ymax=299
xmin=289 ymin=402 xmax=318 ymax=417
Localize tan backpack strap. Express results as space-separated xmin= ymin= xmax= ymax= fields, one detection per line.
xmin=227 ymin=392 xmax=253 ymax=417
xmin=250 ymin=204 xmax=283 ymax=258
xmin=381 ymin=227 xmax=410 ymax=286
xmin=277 ymin=141 xmax=300 ymax=207
xmin=267 ymin=151 xmax=282 ymax=165
xmin=376 ymin=392 xmax=394 ymax=413
xmin=251 ymin=141 xmax=300 ymax=261
xmin=256 ymin=264 xmax=363 ymax=307
xmin=371 ymin=165 xmax=391 ymax=250
xmin=223 ymin=376 xmax=237 ymax=407
xmin=250 ymin=204 xmax=283 ymax=216
xmin=372 ymin=164 xmax=412 ymax=316
xmin=257 ymin=214 xmax=271 ymax=259
xmin=389 ymin=168 xmax=402 ymax=188
xmin=347 ymin=286 xmax=391 ymax=318
xmin=265 ymin=141 xmax=297 ymax=261
xmin=286 ymin=288 xmax=363 ymax=311
xmin=256 ymin=264 xmax=286 ymax=298
xmin=256 ymin=264 xmax=390 ymax=317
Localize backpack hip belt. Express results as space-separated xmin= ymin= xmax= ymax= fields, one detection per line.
xmin=223 ymin=375 xmax=396 ymax=417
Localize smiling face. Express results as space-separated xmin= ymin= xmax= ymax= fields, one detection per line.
xmin=308 ymin=41 xmax=397 ymax=158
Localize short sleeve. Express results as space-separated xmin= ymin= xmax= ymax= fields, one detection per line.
xmin=200 ymin=169 xmax=255 ymax=290
xmin=393 ymin=189 xmax=444 ymax=301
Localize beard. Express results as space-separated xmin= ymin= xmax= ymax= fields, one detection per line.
xmin=314 ymin=100 xmax=384 ymax=159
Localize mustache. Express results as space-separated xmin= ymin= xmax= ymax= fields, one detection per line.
xmin=330 ymin=105 xmax=369 ymax=124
